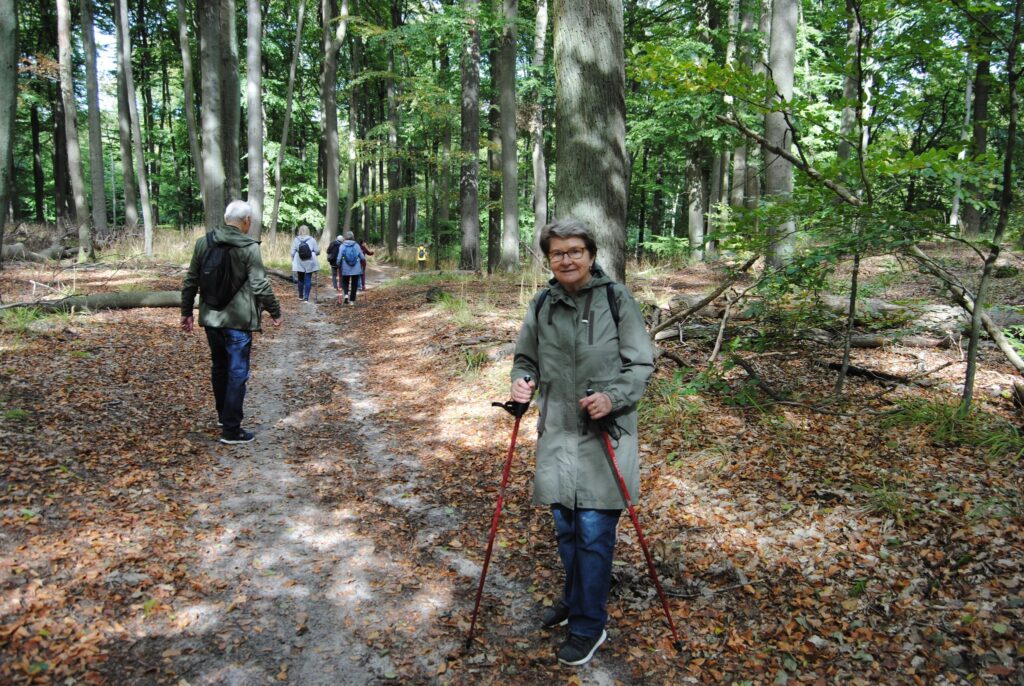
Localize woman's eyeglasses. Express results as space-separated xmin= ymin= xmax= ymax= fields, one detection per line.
xmin=548 ymin=247 xmax=587 ymax=262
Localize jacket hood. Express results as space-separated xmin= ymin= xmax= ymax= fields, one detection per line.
xmin=211 ymin=225 xmax=259 ymax=248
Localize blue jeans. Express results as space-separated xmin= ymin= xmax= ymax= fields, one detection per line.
xmin=551 ymin=505 xmax=622 ymax=638
xmin=205 ymin=328 xmax=252 ymax=433
xmin=296 ymin=271 xmax=312 ymax=300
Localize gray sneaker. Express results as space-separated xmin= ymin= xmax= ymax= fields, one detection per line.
xmin=541 ymin=601 xmax=569 ymax=629
xmin=220 ymin=429 xmax=255 ymax=444
xmin=556 ymin=630 xmax=607 ymax=666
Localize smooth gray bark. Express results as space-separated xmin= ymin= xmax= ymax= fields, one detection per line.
xmin=459 ymin=0 xmax=481 ymax=270
xmin=386 ymin=1 xmax=400 ymax=256
xmin=221 ymin=0 xmax=242 ymax=200
xmin=176 ymin=0 xmax=205 ymax=208
xmin=553 ymin=0 xmax=628 ymax=282
xmin=246 ymin=0 xmax=264 ymax=239
xmin=114 ymin=0 xmax=139 ymax=230
xmin=0 ymin=0 xmax=14 ymax=266
xmin=763 ymin=0 xmax=797 ymax=268
xmin=496 ymin=0 xmax=520 ymax=272
xmin=80 ymin=0 xmax=108 ymax=237
xmin=268 ymin=0 xmax=307 ymax=245
xmin=199 ymin=0 xmax=226 ymax=227
xmin=57 ymin=0 xmax=93 ymax=261
xmin=320 ymin=0 xmax=347 ymax=244
xmin=529 ymin=0 xmax=549 ymax=263
xmin=117 ymin=0 xmax=155 ymax=254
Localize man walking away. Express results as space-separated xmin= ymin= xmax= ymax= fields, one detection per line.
xmin=180 ymin=200 xmax=283 ymax=444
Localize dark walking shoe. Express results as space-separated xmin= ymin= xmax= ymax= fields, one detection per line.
xmin=541 ymin=601 xmax=569 ymax=629
xmin=556 ymin=630 xmax=607 ymax=666
xmin=220 ymin=430 xmax=255 ymax=444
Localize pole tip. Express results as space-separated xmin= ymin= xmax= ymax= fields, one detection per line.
xmin=672 ymin=640 xmax=684 ymax=653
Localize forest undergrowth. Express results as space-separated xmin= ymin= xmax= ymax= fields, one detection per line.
xmin=0 ymin=251 xmax=1021 ymax=684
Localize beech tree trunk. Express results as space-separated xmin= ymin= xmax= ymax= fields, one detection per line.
xmin=57 ymin=0 xmax=94 ymax=261
xmin=459 ymin=0 xmax=481 ymax=270
xmin=114 ymin=0 xmax=139 ymax=231
xmin=553 ymin=0 xmax=628 ymax=283
xmin=386 ymin=1 xmax=401 ymax=256
xmin=30 ymin=105 xmax=43 ymax=223
xmin=246 ymin=0 xmax=264 ymax=239
xmin=176 ymin=0 xmax=205 ymax=209
xmin=268 ymin=0 xmax=307 ymax=245
xmin=763 ymin=0 xmax=797 ymax=269
xmin=529 ymin=0 xmax=549 ymax=263
xmin=320 ymin=0 xmax=344 ymax=243
xmin=199 ymin=0 xmax=226 ymax=228
xmin=80 ymin=0 xmax=108 ymax=238
xmin=496 ymin=0 xmax=520 ymax=272
xmin=962 ymin=52 xmax=990 ymax=237
xmin=0 ymin=0 xmax=14 ymax=266
xmin=116 ymin=0 xmax=155 ymax=254
xmin=221 ymin=0 xmax=242 ymax=200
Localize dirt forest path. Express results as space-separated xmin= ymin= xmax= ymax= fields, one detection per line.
xmin=118 ymin=267 xmax=637 ymax=685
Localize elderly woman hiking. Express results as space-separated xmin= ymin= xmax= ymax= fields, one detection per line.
xmin=510 ymin=217 xmax=655 ymax=666
xmin=290 ymin=224 xmax=320 ymax=302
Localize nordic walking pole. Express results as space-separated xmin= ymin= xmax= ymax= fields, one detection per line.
xmin=466 ymin=376 xmax=531 ymax=648
xmin=587 ymin=390 xmax=683 ymax=651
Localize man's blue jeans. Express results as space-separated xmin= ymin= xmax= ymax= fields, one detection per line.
xmin=296 ymin=271 xmax=312 ymax=300
xmin=551 ymin=505 xmax=622 ymax=638
xmin=205 ymin=328 xmax=251 ymax=433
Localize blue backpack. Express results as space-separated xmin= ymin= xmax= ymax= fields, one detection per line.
xmin=341 ymin=242 xmax=360 ymax=267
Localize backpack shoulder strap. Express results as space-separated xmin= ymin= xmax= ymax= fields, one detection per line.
xmin=533 ymin=288 xmax=550 ymax=321
xmin=605 ymin=282 xmax=620 ymax=329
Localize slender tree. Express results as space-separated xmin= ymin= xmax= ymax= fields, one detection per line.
xmin=386 ymin=0 xmax=401 ymax=256
xmin=320 ymin=0 xmax=348 ymax=243
xmin=80 ymin=0 xmax=107 ymax=238
xmin=30 ymin=105 xmax=43 ymax=223
xmin=763 ymin=0 xmax=797 ymax=268
xmin=246 ymin=0 xmax=264 ymax=238
xmin=496 ymin=0 xmax=519 ymax=271
xmin=116 ymin=0 xmax=155 ymax=254
xmin=199 ymin=0 xmax=226 ymax=227
xmin=529 ymin=0 xmax=549 ymax=263
xmin=221 ymin=0 xmax=242 ymax=200
xmin=0 ymin=0 xmax=15 ymax=265
xmin=57 ymin=0 xmax=93 ymax=261
xmin=114 ymin=0 xmax=139 ymax=230
xmin=459 ymin=0 xmax=481 ymax=270
xmin=553 ymin=0 xmax=628 ymax=282
xmin=268 ymin=0 xmax=307 ymax=244
xmin=176 ymin=0 xmax=205 ymax=208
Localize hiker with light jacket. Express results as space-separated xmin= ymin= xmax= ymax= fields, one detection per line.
xmin=290 ymin=224 xmax=320 ymax=302
xmin=509 ymin=217 xmax=654 ymax=667
xmin=180 ymin=200 xmax=282 ymax=444
xmin=336 ymin=231 xmax=365 ymax=305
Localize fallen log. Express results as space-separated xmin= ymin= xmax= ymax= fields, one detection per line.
xmin=0 ymin=291 xmax=182 ymax=312
xmin=826 ymin=362 xmax=908 ymax=384
xmin=1 ymin=243 xmax=49 ymax=263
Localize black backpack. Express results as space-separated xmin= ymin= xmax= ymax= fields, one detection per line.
xmin=326 ymin=239 xmax=341 ymax=265
xmin=297 ymin=237 xmax=313 ymax=261
xmin=199 ymin=233 xmax=246 ymax=310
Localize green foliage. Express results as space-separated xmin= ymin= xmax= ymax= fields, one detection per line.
xmin=3 ymin=408 xmax=29 ymax=421
xmin=856 ymin=481 xmax=915 ymax=524
xmin=882 ymin=399 xmax=1024 ymax=462
xmin=461 ymin=348 xmax=489 ymax=375
xmin=0 ymin=307 xmax=47 ymax=334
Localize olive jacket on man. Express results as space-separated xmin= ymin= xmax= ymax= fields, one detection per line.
xmin=511 ymin=268 xmax=655 ymax=510
xmin=180 ymin=225 xmax=281 ymax=331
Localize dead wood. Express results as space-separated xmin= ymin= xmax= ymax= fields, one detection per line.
xmin=825 ymin=362 xmax=908 ymax=384
xmin=0 ymin=291 xmax=181 ymax=312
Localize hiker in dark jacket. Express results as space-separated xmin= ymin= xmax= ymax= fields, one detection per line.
xmin=180 ymin=200 xmax=282 ymax=444
xmin=327 ymin=235 xmax=344 ymax=292
xmin=290 ymin=224 xmax=320 ymax=302
xmin=358 ymin=239 xmax=374 ymax=290
xmin=510 ymin=217 xmax=654 ymax=667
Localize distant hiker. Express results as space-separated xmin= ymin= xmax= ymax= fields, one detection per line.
xmin=337 ymin=231 xmax=365 ymax=306
xmin=510 ymin=217 xmax=654 ymax=666
xmin=290 ymin=224 xmax=320 ymax=302
xmin=358 ymin=239 xmax=374 ymax=291
xmin=417 ymin=244 xmax=428 ymax=271
xmin=326 ymin=233 xmax=344 ymax=292
xmin=180 ymin=200 xmax=283 ymax=445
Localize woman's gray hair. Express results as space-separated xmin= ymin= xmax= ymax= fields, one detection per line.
xmin=538 ymin=217 xmax=597 ymax=257
xmin=223 ymin=200 xmax=252 ymax=224
xmin=343 ymin=231 xmax=354 ymax=240
xmin=297 ymin=224 xmax=310 ymax=236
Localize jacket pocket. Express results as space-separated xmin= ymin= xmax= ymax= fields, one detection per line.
xmin=537 ymin=383 xmax=550 ymax=436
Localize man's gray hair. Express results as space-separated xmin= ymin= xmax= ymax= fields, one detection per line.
xmin=539 ymin=216 xmax=597 ymax=257
xmin=224 ymin=200 xmax=252 ymax=224
xmin=343 ymin=231 xmax=354 ymax=240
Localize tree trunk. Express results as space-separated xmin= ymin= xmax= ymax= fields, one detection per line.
xmin=114 ymin=0 xmax=139 ymax=231
xmin=949 ymin=72 xmax=973 ymax=229
xmin=437 ymin=38 xmax=452 ymax=263
xmin=762 ymin=0 xmax=797 ymax=269
xmin=321 ymin=0 xmax=347 ymax=244
xmin=487 ymin=51 xmax=500 ymax=274
xmin=176 ymin=0 xmax=205 ymax=210
xmin=221 ymin=0 xmax=242 ymax=200
xmin=962 ymin=54 xmax=990 ymax=237
xmin=116 ymin=0 xmax=155 ymax=254
xmin=386 ymin=0 xmax=401 ymax=257
xmin=686 ymin=151 xmax=705 ymax=261
xmin=80 ymin=0 xmax=108 ymax=238
xmin=496 ymin=0 xmax=520 ymax=272
xmin=342 ymin=34 xmax=358 ymax=238
xmin=199 ymin=0 xmax=227 ymax=228
xmin=529 ymin=0 xmax=549 ymax=263
xmin=246 ymin=0 xmax=264 ymax=239
xmin=57 ymin=0 xmax=94 ymax=262
xmin=0 ymin=0 xmax=13 ymax=266
xmin=5 ymin=290 xmax=182 ymax=312
xmin=553 ymin=0 xmax=628 ymax=283
xmin=30 ymin=105 xmax=44 ymax=223
xmin=268 ymin=0 xmax=307 ymax=245
xmin=459 ymin=0 xmax=481 ymax=271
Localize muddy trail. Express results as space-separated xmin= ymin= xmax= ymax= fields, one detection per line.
xmin=110 ymin=271 xmax=642 ymax=685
